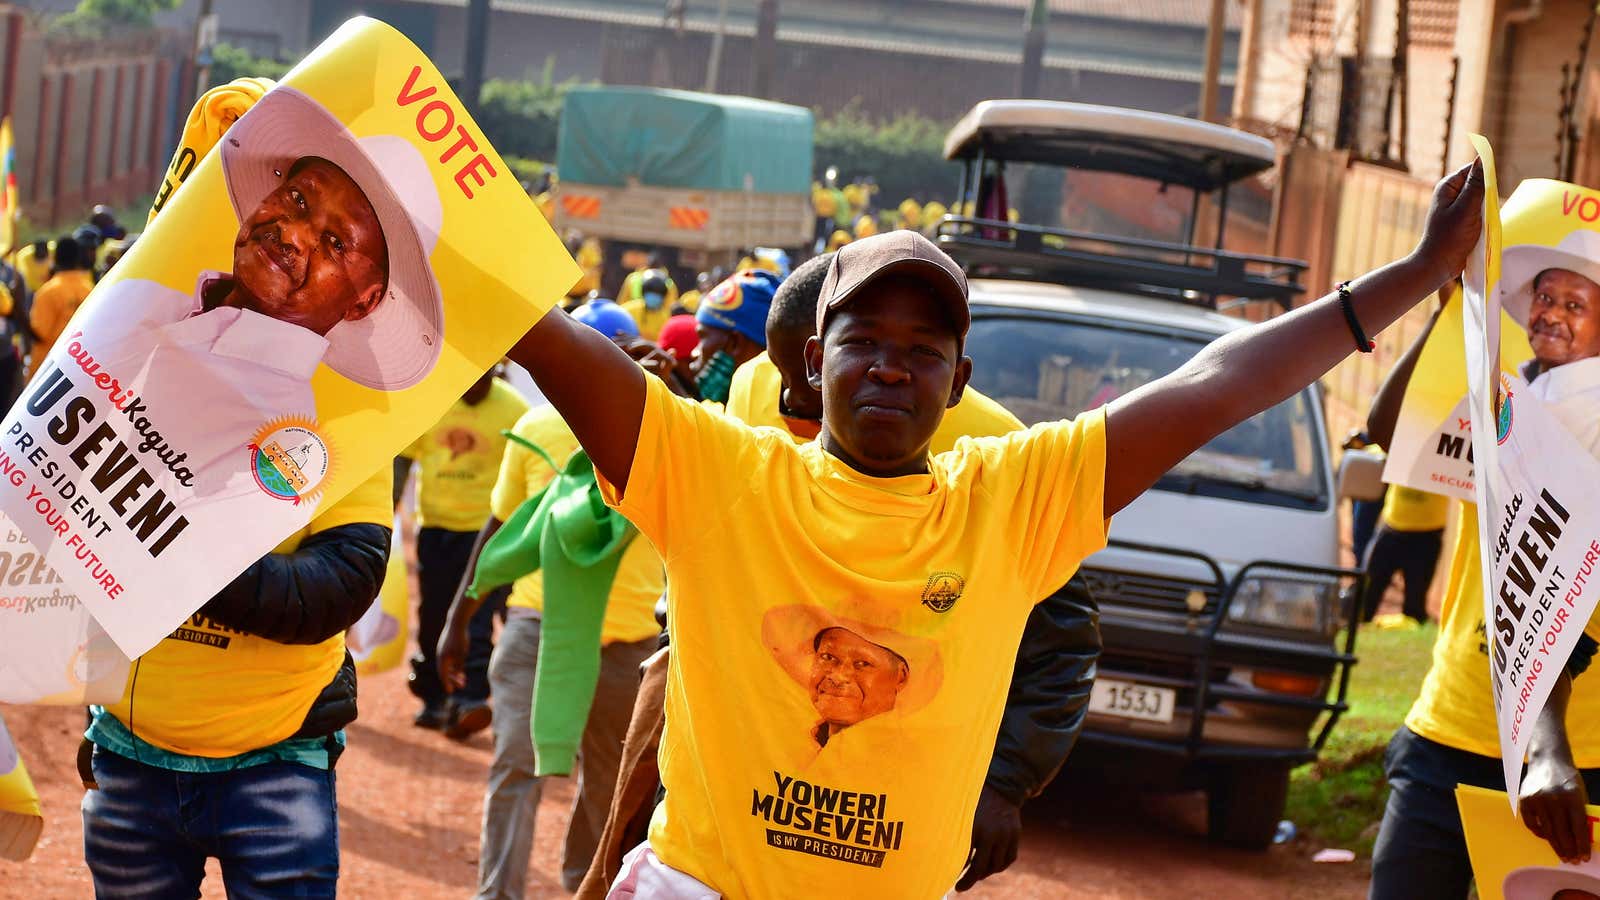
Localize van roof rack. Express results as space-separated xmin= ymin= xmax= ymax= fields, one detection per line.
xmin=935 ymin=216 xmax=1305 ymax=311
xmin=944 ymin=100 xmax=1277 ymax=192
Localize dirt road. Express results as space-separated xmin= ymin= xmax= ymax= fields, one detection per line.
xmin=0 ymin=665 xmax=1369 ymax=898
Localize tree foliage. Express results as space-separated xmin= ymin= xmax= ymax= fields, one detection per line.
xmin=475 ymin=59 xmax=589 ymax=163
xmin=52 ymin=0 xmax=182 ymax=33
xmin=813 ymin=101 xmax=960 ymax=206
xmin=207 ymin=43 xmax=294 ymax=86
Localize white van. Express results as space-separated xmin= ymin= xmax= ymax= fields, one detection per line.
xmin=939 ymin=101 xmax=1360 ymax=849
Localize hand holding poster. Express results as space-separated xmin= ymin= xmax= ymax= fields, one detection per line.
xmin=0 ymin=17 xmax=577 ymax=661
xmin=1460 ymin=785 xmax=1600 ymax=900
xmin=1460 ymin=136 xmax=1600 ymax=806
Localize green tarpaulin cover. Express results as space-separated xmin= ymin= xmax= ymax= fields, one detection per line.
xmin=557 ymin=86 xmax=813 ymax=193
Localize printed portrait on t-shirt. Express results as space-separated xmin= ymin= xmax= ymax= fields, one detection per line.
xmin=762 ymin=604 xmax=943 ymax=749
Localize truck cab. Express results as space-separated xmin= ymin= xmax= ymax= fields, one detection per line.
xmin=938 ymin=100 xmax=1361 ymax=849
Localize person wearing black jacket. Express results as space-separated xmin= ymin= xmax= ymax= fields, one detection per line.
xmin=80 ymin=470 xmax=391 ymax=899
xmin=957 ymin=575 xmax=1099 ymax=890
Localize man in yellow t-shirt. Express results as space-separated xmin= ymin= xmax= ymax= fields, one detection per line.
xmin=1365 ymin=271 xmax=1600 ymax=896
xmin=439 ymin=353 xmax=663 ymax=896
xmin=719 ymin=252 xmax=1097 ymax=890
xmin=619 ymin=267 xmax=680 ymax=340
xmin=1356 ymin=485 xmax=1450 ymax=624
xmin=504 ymin=163 xmax=1480 ymax=898
xmin=10 ymin=241 xmax=52 ymax=294
xmin=81 ymin=468 xmax=392 ymax=898
xmin=395 ymin=364 xmax=529 ymax=736
xmin=27 ymin=235 xmax=95 ymax=380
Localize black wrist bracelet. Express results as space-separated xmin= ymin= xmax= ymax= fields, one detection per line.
xmin=1337 ymin=281 xmax=1375 ymax=353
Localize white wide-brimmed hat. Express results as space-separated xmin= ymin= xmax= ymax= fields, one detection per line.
xmin=221 ymin=86 xmax=444 ymax=391
xmin=1499 ymin=229 xmax=1600 ymax=329
xmin=1503 ymin=864 xmax=1600 ymax=900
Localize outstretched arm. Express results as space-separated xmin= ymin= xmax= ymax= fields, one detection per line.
xmin=1102 ymin=161 xmax=1484 ymax=518
xmin=507 ymin=308 xmax=647 ymax=492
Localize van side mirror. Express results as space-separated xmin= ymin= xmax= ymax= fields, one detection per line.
xmin=1336 ymin=448 xmax=1388 ymax=502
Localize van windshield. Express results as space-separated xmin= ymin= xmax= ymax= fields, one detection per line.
xmin=965 ymin=314 xmax=1329 ymax=510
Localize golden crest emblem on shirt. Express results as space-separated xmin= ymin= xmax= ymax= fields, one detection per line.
xmin=921 ymin=572 xmax=965 ymax=613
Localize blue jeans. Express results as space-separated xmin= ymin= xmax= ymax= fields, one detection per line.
xmin=82 ymin=746 xmax=339 ymax=899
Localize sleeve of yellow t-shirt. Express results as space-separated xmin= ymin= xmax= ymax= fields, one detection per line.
xmin=0 ymin=281 xmax=13 ymax=318
xmin=985 ymin=409 xmax=1112 ymax=599
xmin=598 ymin=374 xmax=763 ymax=560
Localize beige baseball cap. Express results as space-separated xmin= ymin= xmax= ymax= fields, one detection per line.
xmin=815 ymin=230 xmax=970 ymax=348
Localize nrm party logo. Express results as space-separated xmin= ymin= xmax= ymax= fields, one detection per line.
xmin=1496 ymin=374 xmax=1514 ymax=445
xmin=249 ymin=416 xmax=332 ymax=504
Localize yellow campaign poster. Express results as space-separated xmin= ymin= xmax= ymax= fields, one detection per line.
xmin=1383 ymin=278 xmax=1532 ymax=503
xmin=0 ymin=16 xmax=576 ymax=663
xmin=0 ymin=712 xmax=42 ymax=861
xmin=1459 ymin=147 xmax=1600 ymax=803
xmin=1460 ymin=784 xmax=1600 ymax=899
xmin=347 ymin=522 xmax=410 ymax=675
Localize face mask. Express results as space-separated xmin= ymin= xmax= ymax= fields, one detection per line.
xmin=643 ymin=291 xmax=665 ymax=311
xmin=695 ymin=350 xmax=738 ymax=404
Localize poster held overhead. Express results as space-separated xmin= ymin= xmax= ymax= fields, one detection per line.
xmin=0 ymin=17 xmax=578 ymax=660
xmin=1459 ymin=137 xmax=1600 ymax=807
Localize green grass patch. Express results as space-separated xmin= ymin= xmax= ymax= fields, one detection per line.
xmin=1284 ymin=622 xmax=1438 ymax=856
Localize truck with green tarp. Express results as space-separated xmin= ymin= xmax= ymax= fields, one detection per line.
xmin=552 ymin=85 xmax=814 ymax=294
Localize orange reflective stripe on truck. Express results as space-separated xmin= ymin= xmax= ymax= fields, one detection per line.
xmin=667 ymin=206 xmax=710 ymax=230
xmin=561 ymin=195 xmax=602 ymax=218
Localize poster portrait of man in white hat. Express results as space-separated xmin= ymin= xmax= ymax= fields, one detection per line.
xmin=46 ymin=85 xmax=445 ymax=508
xmin=762 ymin=604 xmax=943 ymax=750
xmin=1498 ymin=229 xmax=1600 ymax=454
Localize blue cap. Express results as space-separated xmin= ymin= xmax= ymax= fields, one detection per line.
xmin=572 ymin=298 xmax=640 ymax=341
xmin=696 ymin=270 xmax=779 ymax=347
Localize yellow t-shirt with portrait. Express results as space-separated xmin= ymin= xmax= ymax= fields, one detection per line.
xmin=102 ymin=467 xmax=393 ymax=758
xmin=1406 ymin=501 xmax=1600 ymax=764
xmin=1381 ymin=485 xmax=1450 ymax=533
xmin=726 ymin=352 xmax=1024 ymax=452
xmin=601 ymin=375 xmax=1109 ymax=898
xmin=490 ymin=404 xmax=662 ymax=645
xmin=400 ymin=378 xmax=530 ymax=532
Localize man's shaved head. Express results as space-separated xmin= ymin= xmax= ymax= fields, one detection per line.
xmin=765 ymin=252 xmax=834 ymax=421
xmin=768 ymin=253 xmax=833 ymax=345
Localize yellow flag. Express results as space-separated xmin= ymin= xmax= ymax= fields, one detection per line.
xmin=0 ymin=117 xmax=17 ymax=256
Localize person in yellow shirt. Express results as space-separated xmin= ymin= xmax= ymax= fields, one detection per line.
xmin=898 ymin=198 xmax=923 ymax=232
xmin=503 ymin=160 xmax=1481 ymax=898
xmin=81 ymin=468 xmax=393 ymax=898
xmin=720 ymin=252 xmax=1096 ymax=891
xmin=27 ymin=235 xmax=95 ymax=380
xmin=920 ymin=201 xmax=948 ymax=237
xmin=10 ymin=241 xmax=51 ymax=294
xmin=395 ymin=364 xmax=530 ymax=736
xmin=1365 ymin=274 xmax=1600 ymax=895
xmin=1356 ymin=485 xmax=1450 ymax=624
xmin=440 ymin=328 xmax=663 ymax=898
xmin=620 ymin=267 xmax=680 ymax=341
